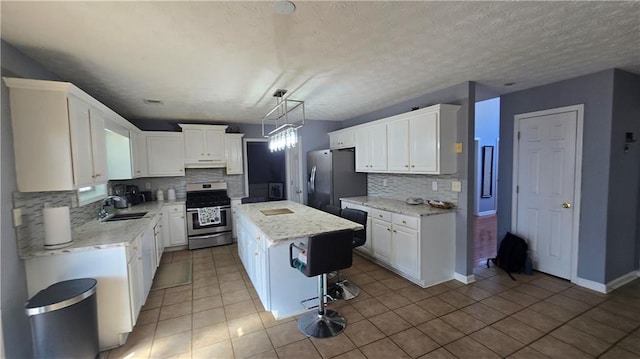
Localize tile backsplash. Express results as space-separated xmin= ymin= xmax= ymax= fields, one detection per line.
xmin=367 ymin=173 xmax=459 ymax=204
xmin=113 ymin=168 xmax=244 ymax=199
xmin=13 ymin=190 xmax=102 ymax=256
xmin=14 ymin=168 xmax=244 ymax=256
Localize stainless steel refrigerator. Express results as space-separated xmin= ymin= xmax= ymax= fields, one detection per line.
xmin=307 ymin=148 xmax=367 ymax=210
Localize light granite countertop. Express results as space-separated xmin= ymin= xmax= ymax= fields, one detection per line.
xmin=235 ymin=200 xmax=363 ymax=246
xmin=21 ymin=199 xmax=185 ymax=259
xmin=341 ymin=196 xmax=456 ymax=217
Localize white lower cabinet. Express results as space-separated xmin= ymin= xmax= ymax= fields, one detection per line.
xmin=163 ymin=203 xmax=187 ymax=247
xmin=371 ymin=218 xmax=392 ymax=264
xmin=391 ymin=221 xmax=419 ymax=279
xmin=24 ymin=214 xmax=161 ymax=350
xmin=341 ymin=201 xmax=455 ymax=287
xmin=236 ymin=213 xmax=316 ymax=319
xmin=127 ymin=236 xmax=143 ymax=327
xmin=231 ymin=198 xmax=241 ymax=239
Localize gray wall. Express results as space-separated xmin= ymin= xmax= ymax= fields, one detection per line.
xmin=606 ymin=70 xmax=640 ymax=281
xmin=340 ymin=82 xmax=476 ymax=277
xmin=1 ymin=40 xmax=62 ymax=358
xmin=499 ymin=69 xmax=640 ymax=284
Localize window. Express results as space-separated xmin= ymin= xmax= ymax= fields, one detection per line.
xmin=77 ymin=184 xmax=107 ymax=207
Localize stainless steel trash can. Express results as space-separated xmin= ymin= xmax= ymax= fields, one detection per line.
xmin=25 ymin=278 xmax=98 ymax=359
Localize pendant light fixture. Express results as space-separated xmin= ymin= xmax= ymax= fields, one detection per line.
xmin=262 ymin=89 xmax=305 ymax=152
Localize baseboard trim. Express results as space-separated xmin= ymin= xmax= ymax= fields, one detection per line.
xmin=574 ymin=271 xmax=639 ymax=294
xmin=574 ymin=277 xmax=607 ymax=293
xmin=606 ymin=270 xmax=639 ymax=292
xmin=454 ymin=272 xmax=475 ymax=284
xmin=476 ymin=210 xmax=496 ymax=216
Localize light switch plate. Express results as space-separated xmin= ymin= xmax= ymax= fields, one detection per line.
xmin=432 ymin=181 xmax=438 ymax=191
xmin=13 ymin=208 xmax=22 ymax=227
xmin=145 ymin=182 xmax=151 ymax=190
xmin=451 ymin=181 xmax=462 ymax=192
xmin=455 ymin=142 xmax=463 ymax=153
xmin=383 ymin=179 xmax=387 ymax=187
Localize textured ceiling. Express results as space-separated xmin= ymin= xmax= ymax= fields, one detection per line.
xmin=2 ymin=1 xmax=639 ymax=124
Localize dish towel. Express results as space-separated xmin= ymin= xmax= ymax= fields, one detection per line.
xmin=197 ymin=207 xmax=221 ymax=226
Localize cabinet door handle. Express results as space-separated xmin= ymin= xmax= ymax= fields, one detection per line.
xmin=402 ymin=220 xmax=407 ymax=224
xmin=379 ymin=214 xmax=383 ymax=218
xmin=405 ymin=165 xmax=409 ymax=167
xmin=393 ymin=230 xmax=397 ymax=233
xmin=386 ymin=228 xmax=391 ymax=231
xmin=201 ymin=153 xmax=204 ymax=155
xmin=411 ymin=165 xmax=415 ymax=168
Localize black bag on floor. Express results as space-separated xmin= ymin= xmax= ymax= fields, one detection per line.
xmin=487 ymin=232 xmax=528 ymax=280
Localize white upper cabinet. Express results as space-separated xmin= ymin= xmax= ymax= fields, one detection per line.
xmin=179 ymin=124 xmax=228 ymax=168
xmin=355 ymin=123 xmax=387 ymax=172
xmin=105 ymin=119 xmax=135 ymax=180
xmin=388 ymin=105 xmax=459 ymax=174
xmin=4 ymin=78 xmax=112 ymax=191
xmin=329 ymin=128 xmax=355 ymax=149
xmin=146 ymin=132 xmax=185 ymax=177
xmin=353 ymin=104 xmax=459 ymax=175
xmin=131 ymin=130 xmax=148 ymax=178
xmin=225 ymin=133 xmax=244 ymax=175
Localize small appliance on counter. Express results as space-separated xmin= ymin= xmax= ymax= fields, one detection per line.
xmin=167 ymin=187 xmax=176 ymax=201
xmin=156 ymin=189 xmax=164 ymax=201
xmin=124 ymin=185 xmax=145 ymax=205
xmin=140 ymin=191 xmax=153 ymax=202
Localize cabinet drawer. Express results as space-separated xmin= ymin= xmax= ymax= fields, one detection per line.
xmin=393 ymin=213 xmax=419 ymax=230
xmin=164 ymin=204 xmax=184 ymax=212
xmin=371 ymin=209 xmax=391 ymax=222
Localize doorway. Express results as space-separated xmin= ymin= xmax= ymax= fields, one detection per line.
xmin=243 ymin=139 xmax=286 ymax=201
xmin=473 ymin=98 xmax=500 ymax=265
xmin=512 ymin=105 xmax=583 ymax=280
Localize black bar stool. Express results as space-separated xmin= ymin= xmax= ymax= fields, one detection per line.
xmin=289 ymin=229 xmax=354 ymax=338
xmin=335 ymin=208 xmax=368 ymax=300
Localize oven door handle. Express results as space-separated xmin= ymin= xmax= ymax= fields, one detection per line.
xmin=187 ymin=206 xmax=231 ymax=213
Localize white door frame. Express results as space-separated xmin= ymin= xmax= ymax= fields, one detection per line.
xmin=511 ymin=104 xmax=584 ymax=282
xmin=285 ymin=136 xmax=303 ymax=203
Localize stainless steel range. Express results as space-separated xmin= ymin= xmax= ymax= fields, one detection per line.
xmin=185 ymin=183 xmax=233 ymax=249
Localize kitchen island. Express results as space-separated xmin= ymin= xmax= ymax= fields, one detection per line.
xmin=235 ymin=200 xmax=362 ymax=319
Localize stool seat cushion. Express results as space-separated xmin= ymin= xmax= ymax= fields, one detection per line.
xmin=301 ymin=230 xmax=353 ymax=277
xmin=340 ymin=208 xmax=367 ymax=248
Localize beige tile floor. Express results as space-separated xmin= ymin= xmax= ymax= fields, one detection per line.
xmin=102 ymin=244 xmax=640 ymax=359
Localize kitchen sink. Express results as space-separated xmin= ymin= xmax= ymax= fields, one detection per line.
xmin=104 ymin=212 xmax=148 ymax=222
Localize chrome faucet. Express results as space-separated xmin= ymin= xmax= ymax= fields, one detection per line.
xmin=98 ymin=196 xmax=126 ymax=220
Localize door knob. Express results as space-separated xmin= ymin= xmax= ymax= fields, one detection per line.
xmin=562 ymin=202 xmax=572 ymax=209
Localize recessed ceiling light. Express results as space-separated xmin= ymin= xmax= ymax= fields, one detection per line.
xmin=503 ymin=82 xmax=516 ymax=87
xmin=143 ymin=99 xmax=164 ymax=105
xmin=274 ymin=0 xmax=296 ymax=15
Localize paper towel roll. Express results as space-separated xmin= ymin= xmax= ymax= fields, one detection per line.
xmin=43 ymin=206 xmax=73 ymax=248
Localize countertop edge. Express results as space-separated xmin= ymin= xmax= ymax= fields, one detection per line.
xmin=21 ymin=200 xmax=186 ymax=259
xmin=340 ymin=197 xmax=456 ymax=216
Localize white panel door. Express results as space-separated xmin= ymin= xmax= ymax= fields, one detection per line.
xmin=286 ymin=138 xmax=303 ymax=203
xmin=183 ymin=129 xmax=205 ymax=161
xmin=515 ymin=110 xmax=578 ymax=279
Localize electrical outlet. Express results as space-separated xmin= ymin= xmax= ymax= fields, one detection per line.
xmin=145 ymin=182 xmax=151 ymax=190
xmin=451 ymin=181 xmax=462 ymax=192
xmin=455 ymin=142 xmax=463 ymax=153
xmin=13 ymin=208 xmax=22 ymax=227
xmin=432 ymin=181 xmax=438 ymax=191
xmin=383 ymin=179 xmax=387 ymax=187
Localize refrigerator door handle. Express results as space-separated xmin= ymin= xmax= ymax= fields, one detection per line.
xmin=308 ymin=166 xmax=316 ymax=195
